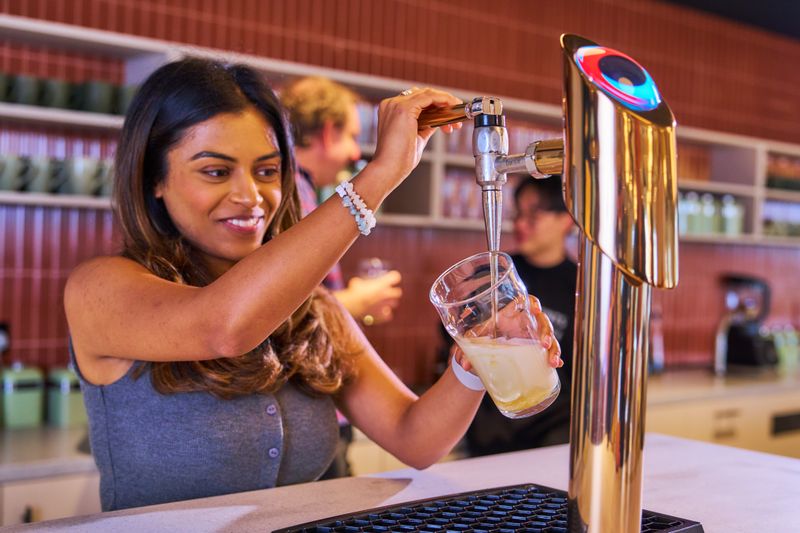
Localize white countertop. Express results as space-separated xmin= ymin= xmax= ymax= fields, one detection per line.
xmin=5 ymin=434 xmax=800 ymax=532
xmin=647 ymin=368 xmax=800 ymax=405
xmin=0 ymin=427 xmax=96 ymax=483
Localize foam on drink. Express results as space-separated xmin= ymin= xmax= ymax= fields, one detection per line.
xmin=456 ymin=335 xmax=559 ymax=419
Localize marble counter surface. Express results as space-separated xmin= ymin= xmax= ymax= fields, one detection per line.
xmin=647 ymin=368 xmax=800 ymax=405
xmin=5 ymin=434 xmax=799 ymax=532
xmin=0 ymin=427 xmax=95 ymax=483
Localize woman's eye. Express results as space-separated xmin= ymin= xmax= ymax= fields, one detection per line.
xmin=203 ymin=168 xmax=230 ymax=178
xmin=256 ymin=167 xmax=280 ymax=182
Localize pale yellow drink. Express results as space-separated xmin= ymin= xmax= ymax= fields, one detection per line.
xmin=456 ymin=336 xmax=560 ymax=419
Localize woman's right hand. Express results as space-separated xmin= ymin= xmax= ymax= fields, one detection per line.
xmin=370 ymin=88 xmax=462 ymax=189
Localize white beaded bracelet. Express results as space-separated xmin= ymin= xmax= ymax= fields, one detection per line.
xmin=335 ymin=181 xmax=377 ymax=236
xmin=450 ymin=355 xmax=485 ymax=391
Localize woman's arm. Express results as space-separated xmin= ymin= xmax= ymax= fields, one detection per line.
xmin=333 ymin=295 xmax=562 ymax=470
xmin=65 ymin=89 xmax=461 ymax=369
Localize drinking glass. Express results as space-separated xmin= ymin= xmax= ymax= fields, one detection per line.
xmin=430 ymin=251 xmax=560 ymax=419
xmin=357 ymin=257 xmax=390 ymax=279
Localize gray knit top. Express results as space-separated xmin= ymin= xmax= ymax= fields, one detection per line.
xmin=73 ymin=350 xmax=339 ymax=511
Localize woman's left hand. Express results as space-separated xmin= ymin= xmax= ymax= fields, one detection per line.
xmin=528 ymin=295 xmax=563 ymax=368
xmin=453 ymin=294 xmax=563 ymax=372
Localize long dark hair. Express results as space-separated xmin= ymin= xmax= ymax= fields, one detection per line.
xmin=114 ymin=58 xmax=355 ymax=399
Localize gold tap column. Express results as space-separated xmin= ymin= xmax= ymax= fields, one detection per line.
xmin=568 ymin=237 xmax=651 ymax=532
xmin=560 ymin=34 xmax=678 ymax=533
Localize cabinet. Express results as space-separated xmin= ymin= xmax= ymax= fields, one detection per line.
xmin=646 ymin=388 xmax=800 ymax=458
xmin=3 ymin=13 xmax=798 ymax=246
xmin=0 ymin=471 xmax=100 ymax=526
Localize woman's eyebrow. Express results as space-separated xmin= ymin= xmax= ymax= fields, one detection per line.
xmin=190 ymin=151 xmax=236 ymax=162
xmin=189 ymin=150 xmax=281 ymax=162
xmin=255 ymin=151 xmax=281 ymax=162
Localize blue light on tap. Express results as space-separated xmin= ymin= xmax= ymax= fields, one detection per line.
xmin=574 ymin=46 xmax=661 ymax=111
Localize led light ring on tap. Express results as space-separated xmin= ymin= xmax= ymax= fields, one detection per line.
xmin=574 ymin=46 xmax=661 ymax=111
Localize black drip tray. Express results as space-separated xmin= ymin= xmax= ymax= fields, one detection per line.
xmin=273 ymin=483 xmax=704 ymax=532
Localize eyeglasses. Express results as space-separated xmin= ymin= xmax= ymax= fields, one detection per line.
xmin=513 ymin=208 xmax=563 ymax=225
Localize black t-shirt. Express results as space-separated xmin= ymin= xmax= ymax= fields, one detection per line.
xmin=465 ymin=255 xmax=577 ymax=456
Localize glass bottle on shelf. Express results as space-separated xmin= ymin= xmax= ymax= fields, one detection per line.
xmin=719 ymin=194 xmax=743 ymax=236
xmin=699 ymin=193 xmax=717 ymax=234
xmin=677 ymin=191 xmax=688 ymax=235
xmin=683 ymin=191 xmax=701 ymax=235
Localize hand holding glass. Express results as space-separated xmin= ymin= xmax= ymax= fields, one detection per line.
xmin=430 ymin=252 xmax=560 ymax=419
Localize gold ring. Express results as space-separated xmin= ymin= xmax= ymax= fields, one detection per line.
xmin=362 ymin=314 xmax=375 ymax=326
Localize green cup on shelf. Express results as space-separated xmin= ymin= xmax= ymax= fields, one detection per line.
xmin=40 ymin=78 xmax=73 ymax=109
xmin=0 ymin=154 xmax=32 ymax=191
xmin=98 ymin=159 xmax=115 ymax=197
xmin=7 ymin=74 xmax=41 ymax=106
xmin=61 ymin=156 xmax=104 ymax=196
xmin=24 ymin=156 xmax=69 ymax=194
xmin=0 ymin=72 xmax=10 ymax=102
xmin=116 ymin=83 xmax=139 ymax=115
xmin=71 ymin=80 xmax=116 ymax=114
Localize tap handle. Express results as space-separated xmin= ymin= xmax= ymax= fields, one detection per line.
xmin=417 ymin=96 xmax=503 ymax=129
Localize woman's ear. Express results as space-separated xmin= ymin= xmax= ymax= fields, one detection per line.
xmin=154 ymin=181 xmax=164 ymax=198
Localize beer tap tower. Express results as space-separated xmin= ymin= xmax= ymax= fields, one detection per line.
xmin=420 ymin=34 xmax=679 ymax=532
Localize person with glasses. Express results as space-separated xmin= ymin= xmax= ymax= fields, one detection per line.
xmin=464 ymin=176 xmax=577 ymax=456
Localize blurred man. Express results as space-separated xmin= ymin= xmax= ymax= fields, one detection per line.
xmin=465 ymin=176 xmax=577 ymax=455
xmin=281 ymin=76 xmax=402 ymax=327
xmin=281 ymin=76 xmax=403 ymax=478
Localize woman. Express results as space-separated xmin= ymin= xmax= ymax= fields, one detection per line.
xmin=64 ymin=58 xmax=562 ymax=511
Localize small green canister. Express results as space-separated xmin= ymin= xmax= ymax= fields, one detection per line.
xmin=47 ymin=367 xmax=87 ymax=428
xmin=2 ymin=364 xmax=44 ymax=428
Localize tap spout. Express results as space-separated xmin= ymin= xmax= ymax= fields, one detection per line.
xmin=418 ymin=96 xmax=503 ymax=129
xmin=495 ymin=138 xmax=565 ymax=178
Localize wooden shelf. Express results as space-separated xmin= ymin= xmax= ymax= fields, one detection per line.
xmin=764 ymin=188 xmax=800 ymax=203
xmin=678 ymin=179 xmax=755 ymax=197
xmin=680 ymin=232 xmax=800 ymax=248
xmin=0 ymin=102 xmax=124 ymax=130
xmin=0 ymin=191 xmax=111 ymax=209
xmin=0 ymin=14 xmax=167 ymax=58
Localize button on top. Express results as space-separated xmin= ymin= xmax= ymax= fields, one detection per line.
xmin=268 ymin=447 xmax=280 ymax=459
xmin=266 ymin=404 xmax=277 ymax=415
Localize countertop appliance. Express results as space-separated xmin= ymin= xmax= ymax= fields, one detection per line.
xmin=715 ymin=274 xmax=777 ymax=374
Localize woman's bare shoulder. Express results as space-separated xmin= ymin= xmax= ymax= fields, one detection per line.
xmin=68 ymin=255 xmax=150 ymax=284
xmin=65 ymin=255 xmax=158 ymax=310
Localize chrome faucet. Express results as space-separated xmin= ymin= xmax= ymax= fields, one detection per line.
xmin=419 ymin=98 xmax=563 ymax=253
xmin=420 ymin=33 xmax=679 ymax=533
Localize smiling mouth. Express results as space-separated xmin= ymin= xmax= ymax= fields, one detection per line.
xmin=221 ymin=216 xmax=265 ymax=231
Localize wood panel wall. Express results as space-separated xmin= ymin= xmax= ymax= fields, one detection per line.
xmin=2 ymin=0 xmax=800 ymax=384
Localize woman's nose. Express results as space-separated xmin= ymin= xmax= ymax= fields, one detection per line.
xmin=229 ymin=173 xmax=263 ymax=206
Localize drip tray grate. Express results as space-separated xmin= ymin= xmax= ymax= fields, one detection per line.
xmin=273 ymin=483 xmax=703 ymax=533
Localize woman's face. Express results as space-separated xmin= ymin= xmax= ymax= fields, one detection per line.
xmin=155 ymin=108 xmax=283 ymax=277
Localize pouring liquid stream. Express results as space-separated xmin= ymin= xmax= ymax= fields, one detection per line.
xmin=484 ymin=189 xmax=502 ymax=337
